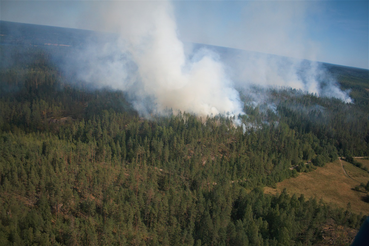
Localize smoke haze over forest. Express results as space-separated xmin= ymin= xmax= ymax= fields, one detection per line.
xmin=60 ymin=0 xmax=352 ymax=117
xmin=1 ymin=3 xmax=369 ymax=245
xmin=1 ymin=0 xmax=364 ymax=117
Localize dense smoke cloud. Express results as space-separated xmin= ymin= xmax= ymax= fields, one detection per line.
xmin=68 ymin=1 xmax=243 ymax=117
xmin=62 ymin=0 xmax=351 ymax=118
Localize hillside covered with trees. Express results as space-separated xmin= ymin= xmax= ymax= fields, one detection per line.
xmin=1 ymin=22 xmax=369 ymax=245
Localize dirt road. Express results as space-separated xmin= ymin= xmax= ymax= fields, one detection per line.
xmin=339 ymin=157 xmax=360 ymax=183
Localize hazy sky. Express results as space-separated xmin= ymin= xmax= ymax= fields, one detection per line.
xmin=1 ymin=0 xmax=368 ymax=69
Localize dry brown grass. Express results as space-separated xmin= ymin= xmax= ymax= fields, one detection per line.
xmin=355 ymin=158 xmax=369 ymax=170
xmin=343 ymin=160 xmax=369 ymax=184
xmin=264 ymin=160 xmax=369 ymax=215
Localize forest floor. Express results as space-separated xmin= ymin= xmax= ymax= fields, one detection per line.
xmin=264 ymin=160 xmax=369 ymax=215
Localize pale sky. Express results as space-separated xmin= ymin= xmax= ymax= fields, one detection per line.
xmin=1 ymin=0 xmax=368 ymax=69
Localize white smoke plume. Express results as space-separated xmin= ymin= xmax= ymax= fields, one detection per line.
xmin=177 ymin=1 xmax=352 ymax=103
xmin=61 ymin=0 xmax=351 ymax=118
xmin=69 ymin=1 xmax=243 ymax=117
xmin=221 ymin=51 xmax=352 ymax=103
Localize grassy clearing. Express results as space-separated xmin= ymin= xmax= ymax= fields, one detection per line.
xmin=343 ymin=160 xmax=369 ymax=184
xmin=264 ymin=160 xmax=369 ymax=215
xmin=355 ymin=158 xmax=369 ymax=170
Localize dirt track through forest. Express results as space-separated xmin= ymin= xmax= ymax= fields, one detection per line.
xmin=339 ymin=157 xmax=360 ymax=183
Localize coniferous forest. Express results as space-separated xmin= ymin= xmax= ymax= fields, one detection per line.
xmin=1 ymin=22 xmax=369 ymax=245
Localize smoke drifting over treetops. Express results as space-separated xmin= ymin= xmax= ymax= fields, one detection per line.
xmin=63 ymin=0 xmax=351 ymax=118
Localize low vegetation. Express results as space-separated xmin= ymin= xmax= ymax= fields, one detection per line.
xmin=264 ymin=160 xmax=369 ymax=215
xmin=355 ymin=158 xmax=369 ymax=170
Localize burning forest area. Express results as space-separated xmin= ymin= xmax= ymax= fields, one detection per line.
xmin=0 ymin=0 xmax=369 ymax=245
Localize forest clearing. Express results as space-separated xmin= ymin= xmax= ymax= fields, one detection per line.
xmin=264 ymin=159 xmax=369 ymax=215
xmin=355 ymin=157 xmax=369 ymax=170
